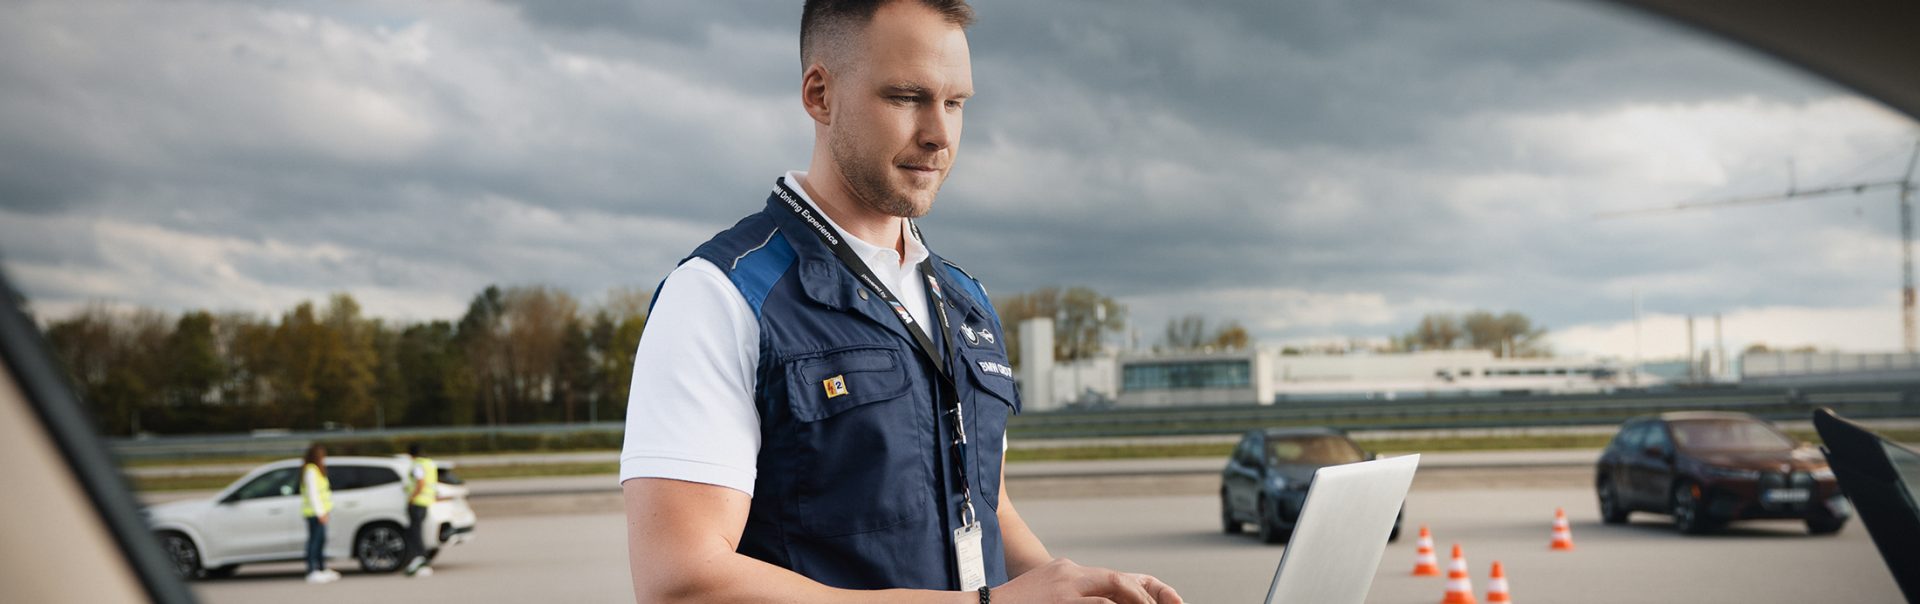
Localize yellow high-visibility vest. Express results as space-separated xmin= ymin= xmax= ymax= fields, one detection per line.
xmin=301 ymin=463 xmax=332 ymax=517
xmin=409 ymin=457 xmax=438 ymax=507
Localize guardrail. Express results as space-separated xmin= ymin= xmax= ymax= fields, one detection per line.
xmin=1006 ymin=382 xmax=1920 ymax=438
xmin=108 ymin=382 xmax=1920 ymax=459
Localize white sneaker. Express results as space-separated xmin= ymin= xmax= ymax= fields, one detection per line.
xmin=306 ymin=571 xmax=330 ymax=584
xmin=322 ymin=569 xmax=341 ymax=582
xmin=413 ymin=567 xmax=432 ymax=578
xmin=404 ymin=556 xmax=426 ymax=576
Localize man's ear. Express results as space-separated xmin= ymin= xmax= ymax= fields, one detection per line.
xmin=801 ymin=63 xmax=832 ymax=126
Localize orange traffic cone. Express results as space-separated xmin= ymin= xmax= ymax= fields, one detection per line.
xmin=1440 ymin=544 xmax=1476 ymax=604
xmin=1549 ymin=507 xmax=1575 ymax=551
xmin=1411 ymin=525 xmax=1442 ymax=576
xmin=1486 ymin=561 xmax=1512 ymax=603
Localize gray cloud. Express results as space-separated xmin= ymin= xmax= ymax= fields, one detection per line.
xmin=0 ymin=0 xmax=1913 ymax=353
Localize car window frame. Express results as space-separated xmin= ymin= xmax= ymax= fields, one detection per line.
xmin=226 ymin=466 xmax=299 ymax=503
xmin=330 ymin=464 xmax=401 ymax=491
xmin=1614 ymin=421 xmax=1648 ymax=453
xmin=1644 ymin=422 xmax=1674 ymax=455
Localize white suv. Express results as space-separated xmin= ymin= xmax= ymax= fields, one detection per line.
xmin=144 ymin=456 xmax=477 ymax=579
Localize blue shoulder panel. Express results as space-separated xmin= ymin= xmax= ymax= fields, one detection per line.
xmin=728 ymin=231 xmax=796 ymax=320
xmin=942 ymin=262 xmax=998 ymax=325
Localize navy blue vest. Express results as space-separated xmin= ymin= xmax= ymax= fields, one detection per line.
xmin=678 ymin=189 xmax=1020 ymax=590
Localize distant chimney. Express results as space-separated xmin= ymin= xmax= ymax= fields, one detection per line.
xmin=1019 ymin=317 xmax=1055 ymax=411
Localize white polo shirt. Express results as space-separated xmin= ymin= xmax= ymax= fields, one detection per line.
xmin=618 ymin=171 xmax=934 ymax=496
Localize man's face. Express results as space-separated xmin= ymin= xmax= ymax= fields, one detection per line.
xmin=826 ymin=2 xmax=972 ymax=219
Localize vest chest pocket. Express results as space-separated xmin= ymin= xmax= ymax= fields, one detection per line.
xmin=963 ymin=350 xmax=1019 ymax=512
xmin=781 ymin=345 xmax=929 ymax=537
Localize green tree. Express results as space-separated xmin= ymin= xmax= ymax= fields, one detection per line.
xmin=214 ymin=312 xmax=278 ymax=429
xmin=315 ymin=294 xmax=379 ymax=428
xmin=1210 ymin=321 xmax=1251 ymax=351
xmin=1159 ymin=315 xmax=1250 ymax=351
xmin=395 ymin=321 xmax=458 ymax=426
xmin=163 ymin=311 xmax=222 ymax=409
xmin=1400 ymin=313 xmax=1463 ymax=352
xmin=1162 ymin=315 xmax=1209 ymax=351
xmin=455 ymin=286 xmax=507 ymax=430
xmin=1461 ymin=311 xmax=1549 ymax=358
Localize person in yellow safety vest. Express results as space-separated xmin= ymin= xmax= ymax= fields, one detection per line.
xmin=301 ymin=443 xmax=340 ymax=584
xmin=402 ymin=443 xmax=438 ymax=577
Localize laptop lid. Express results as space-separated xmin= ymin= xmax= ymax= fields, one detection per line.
xmin=1812 ymin=408 xmax=1920 ymax=602
xmin=1264 ymin=453 xmax=1420 ymax=604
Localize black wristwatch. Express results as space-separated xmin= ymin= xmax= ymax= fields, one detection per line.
xmin=977 ymin=586 xmax=990 ymax=604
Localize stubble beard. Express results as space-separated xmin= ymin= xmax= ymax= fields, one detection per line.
xmin=830 ymin=129 xmax=935 ymax=219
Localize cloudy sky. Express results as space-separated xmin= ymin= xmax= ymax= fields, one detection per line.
xmin=2 ymin=0 xmax=1915 ymax=361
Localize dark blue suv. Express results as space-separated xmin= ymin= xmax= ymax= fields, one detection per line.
xmin=1220 ymin=427 xmax=1402 ymax=543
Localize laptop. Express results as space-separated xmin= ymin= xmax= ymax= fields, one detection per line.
xmin=1263 ymin=453 xmax=1421 ymax=604
xmin=1811 ymin=408 xmax=1920 ymax=602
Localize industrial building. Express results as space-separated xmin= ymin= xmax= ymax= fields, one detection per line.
xmin=1015 ymin=318 xmax=1634 ymax=412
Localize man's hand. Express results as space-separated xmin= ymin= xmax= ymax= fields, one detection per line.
xmin=992 ymin=558 xmax=1183 ymax=604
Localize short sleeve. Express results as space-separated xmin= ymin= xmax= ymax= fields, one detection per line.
xmin=619 ymin=258 xmax=763 ymax=496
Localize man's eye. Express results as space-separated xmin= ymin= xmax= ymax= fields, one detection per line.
xmin=890 ymin=96 xmax=918 ymax=103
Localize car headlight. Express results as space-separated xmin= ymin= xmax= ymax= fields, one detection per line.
xmin=1702 ymin=466 xmax=1761 ymax=480
xmin=1811 ymin=466 xmax=1835 ymax=481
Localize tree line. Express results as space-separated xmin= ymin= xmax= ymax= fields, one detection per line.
xmin=39 ymin=278 xmax=1549 ymax=436
xmin=1395 ymin=310 xmax=1549 ymax=357
xmin=40 ymin=286 xmax=648 ymax=436
xmin=993 ymin=290 xmax=1549 ymax=363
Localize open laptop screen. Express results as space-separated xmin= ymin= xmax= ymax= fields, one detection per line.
xmin=1813 ymin=408 xmax=1920 ymax=603
xmin=1886 ymin=440 xmax=1920 ymax=512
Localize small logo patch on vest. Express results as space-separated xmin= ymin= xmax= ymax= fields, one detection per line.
xmin=888 ymin=300 xmax=915 ymax=324
xmin=823 ymin=375 xmax=848 ymax=398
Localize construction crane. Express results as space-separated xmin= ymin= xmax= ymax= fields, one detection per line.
xmin=1598 ymin=140 xmax=1920 ymax=353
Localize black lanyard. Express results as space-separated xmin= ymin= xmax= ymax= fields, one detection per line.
xmin=772 ymin=180 xmax=979 ymax=527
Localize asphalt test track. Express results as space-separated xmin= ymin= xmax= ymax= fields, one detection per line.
xmin=195 ymin=480 xmax=1903 ymax=603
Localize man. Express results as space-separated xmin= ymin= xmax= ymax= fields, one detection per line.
xmin=402 ymin=443 xmax=437 ymax=577
xmin=620 ymin=1 xmax=1183 ymax=602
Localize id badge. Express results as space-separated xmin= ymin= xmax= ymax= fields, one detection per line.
xmin=953 ymin=521 xmax=987 ymax=591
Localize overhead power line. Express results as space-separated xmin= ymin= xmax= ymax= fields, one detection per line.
xmin=1598 ymin=139 xmax=1920 ymax=353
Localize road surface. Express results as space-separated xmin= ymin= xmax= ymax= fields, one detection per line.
xmin=193 ymin=473 xmax=1902 ymax=603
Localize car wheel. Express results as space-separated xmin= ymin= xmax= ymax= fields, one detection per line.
xmin=156 ymin=532 xmax=202 ymax=580
xmin=203 ymin=564 xmax=240 ymax=579
xmin=1598 ymin=478 xmax=1630 ymax=525
xmin=1806 ymin=514 xmax=1847 ymax=535
xmin=1257 ymin=497 xmax=1287 ymax=544
xmin=1670 ymin=480 xmax=1715 ymax=535
xmin=1221 ymin=491 xmax=1243 ymax=534
xmin=355 ymin=523 xmax=407 ymax=573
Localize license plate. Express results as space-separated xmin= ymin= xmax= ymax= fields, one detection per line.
xmin=1763 ymin=488 xmax=1810 ymax=504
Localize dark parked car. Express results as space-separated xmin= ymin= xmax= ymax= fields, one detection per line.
xmin=1220 ymin=427 xmax=1402 ymax=543
xmin=1595 ymin=412 xmax=1850 ymax=535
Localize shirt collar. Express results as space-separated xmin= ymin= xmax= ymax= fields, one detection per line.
xmin=783 ymin=171 xmax=928 ymax=271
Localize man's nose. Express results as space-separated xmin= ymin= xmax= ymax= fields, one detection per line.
xmin=916 ymin=105 xmax=956 ymax=152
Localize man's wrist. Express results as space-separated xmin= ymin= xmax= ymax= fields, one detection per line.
xmin=977 ymin=586 xmax=990 ymax=604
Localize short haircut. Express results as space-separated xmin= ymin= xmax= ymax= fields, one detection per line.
xmin=407 ymin=443 xmax=422 ymax=457
xmin=800 ymin=0 xmax=975 ymax=71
